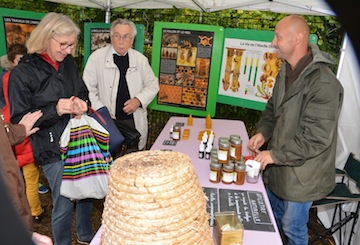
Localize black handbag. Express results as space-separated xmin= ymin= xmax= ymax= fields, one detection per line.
xmin=89 ymin=106 xmax=125 ymax=153
xmin=113 ymin=119 xmax=141 ymax=149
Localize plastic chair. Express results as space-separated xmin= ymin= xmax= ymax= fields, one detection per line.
xmin=310 ymin=153 xmax=360 ymax=245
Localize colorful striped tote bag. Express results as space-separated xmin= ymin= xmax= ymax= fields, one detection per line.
xmin=59 ymin=114 xmax=113 ymax=200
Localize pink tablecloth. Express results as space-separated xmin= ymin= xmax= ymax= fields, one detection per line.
xmin=90 ymin=116 xmax=282 ymax=245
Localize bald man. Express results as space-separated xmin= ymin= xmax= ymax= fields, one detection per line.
xmin=248 ymin=15 xmax=343 ymax=245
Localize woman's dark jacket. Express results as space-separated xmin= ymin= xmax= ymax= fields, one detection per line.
xmin=8 ymin=53 xmax=89 ymax=165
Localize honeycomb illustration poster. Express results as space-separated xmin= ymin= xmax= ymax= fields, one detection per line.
xmin=217 ymin=28 xmax=317 ymax=111
xmin=150 ymin=22 xmax=224 ymax=117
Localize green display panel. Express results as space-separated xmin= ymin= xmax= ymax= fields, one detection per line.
xmin=149 ymin=22 xmax=224 ymax=117
xmin=0 ymin=8 xmax=44 ymax=72
xmin=217 ymin=28 xmax=318 ymax=111
xmin=83 ymin=23 xmax=144 ymax=65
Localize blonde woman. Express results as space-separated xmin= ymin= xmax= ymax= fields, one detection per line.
xmin=8 ymin=13 xmax=93 ymax=245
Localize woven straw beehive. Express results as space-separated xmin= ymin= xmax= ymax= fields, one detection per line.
xmin=101 ymin=150 xmax=214 ymax=245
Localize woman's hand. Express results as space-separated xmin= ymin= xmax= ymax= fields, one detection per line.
xmin=56 ymin=96 xmax=88 ymax=117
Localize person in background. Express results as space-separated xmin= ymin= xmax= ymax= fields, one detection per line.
xmin=2 ymin=43 xmax=46 ymax=224
xmin=1 ymin=44 xmax=49 ymax=195
xmin=0 ymin=109 xmax=52 ymax=245
xmin=0 ymin=44 xmax=27 ymax=108
xmin=83 ymin=18 xmax=159 ymax=155
xmin=248 ymin=15 xmax=343 ymax=245
xmin=8 ymin=13 xmax=94 ymax=245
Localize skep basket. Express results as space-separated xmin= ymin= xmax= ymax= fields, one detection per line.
xmin=101 ymin=150 xmax=214 ymax=245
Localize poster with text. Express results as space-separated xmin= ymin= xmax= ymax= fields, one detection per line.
xmin=219 ymin=38 xmax=281 ymax=105
xmin=217 ymin=28 xmax=318 ymax=111
xmin=0 ymin=8 xmax=44 ymax=61
xmin=150 ymin=22 xmax=224 ymax=117
xmin=3 ymin=16 xmax=39 ymax=47
xmin=84 ymin=23 xmax=145 ymax=65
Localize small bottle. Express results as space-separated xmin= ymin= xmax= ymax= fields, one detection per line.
xmin=208 ymin=134 xmax=214 ymax=147
xmin=234 ymin=161 xmax=246 ymax=185
xmin=202 ymin=133 xmax=208 ymax=146
xmin=229 ymin=137 xmax=242 ymax=161
xmin=187 ymin=114 xmax=193 ymax=126
xmin=222 ymin=163 xmax=234 ymax=184
xmin=205 ymin=146 xmax=211 ymax=159
xmin=218 ymin=140 xmax=230 ymax=165
xmin=172 ymin=125 xmax=181 ymax=141
xmin=209 ymin=159 xmax=222 ymax=183
xmin=205 ymin=114 xmax=212 ymax=129
xmin=170 ymin=125 xmax=173 ymax=139
xmin=199 ymin=143 xmax=205 ymax=159
xmin=209 ymin=131 xmax=215 ymax=143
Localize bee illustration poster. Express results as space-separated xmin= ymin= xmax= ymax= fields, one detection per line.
xmin=150 ymin=22 xmax=224 ymax=117
xmin=217 ymin=28 xmax=317 ymax=111
xmin=0 ymin=8 xmax=44 ymax=72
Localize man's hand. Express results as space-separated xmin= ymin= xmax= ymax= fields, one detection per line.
xmin=18 ymin=110 xmax=43 ymax=137
xmin=248 ymin=133 xmax=265 ymax=157
xmin=254 ymin=150 xmax=274 ymax=170
xmin=123 ymin=97 xmax=141 ymax=115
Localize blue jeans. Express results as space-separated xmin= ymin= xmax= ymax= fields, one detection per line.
xmin=42 ymin=161 xmax=94 ymax=245
xmin=266 ymin=188 xmax=312 ymax=245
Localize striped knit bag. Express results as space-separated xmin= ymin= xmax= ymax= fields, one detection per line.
xmin=59 ymin=114 xmax=113 ymax=200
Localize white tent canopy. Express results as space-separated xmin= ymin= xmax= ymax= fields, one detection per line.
xmin=46 ymin=0 xmax=335 ymax=22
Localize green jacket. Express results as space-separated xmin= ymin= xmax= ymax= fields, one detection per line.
xmin=257 ymin=44 xmax=344 ymax=202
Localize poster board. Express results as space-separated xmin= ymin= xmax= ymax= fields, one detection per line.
xmin=83 ymin=22 xmax=145 ymax=65
xmin=217 ymin=28 xmax=318 ymax=111
xmin=149 ymin=22 xmax=224 ymax=117
xmin=0 ymin=8 xmax=44 ymax=71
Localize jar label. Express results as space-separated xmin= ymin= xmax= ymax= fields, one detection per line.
xmin=209 ymin=170 xmax=218 ymax=181
xmin=222 ymin=172 xmax=233 ymax=183
xmin=172 ymin=131 xmax=180 ymax=139
xmin=218 ymin=150 xmax=228 ymax=161
xmin=229 ymin=147 xmax=236 ymax=157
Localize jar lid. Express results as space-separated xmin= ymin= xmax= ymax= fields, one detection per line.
xmin=210 ymin=158 xmax=218 ymax=164
xmin=223 ymin=164 xmax=234 ymax=171
xmin=210 ymin=162 xmax=222 ymax=169
xmin=173 ymin=125 xmax=181 ymax=130
xmin=230 ymin=137 xmax=242 ymax=144
xmin=219 ymin=140 xmax=230 ymax=148
xmin=218 ymin=137 xmax=229 ymax=144
xmin=229 ymin=134 xmax=241 ymax=140
xmin=235 ymin=163 xmax=246 ymax=170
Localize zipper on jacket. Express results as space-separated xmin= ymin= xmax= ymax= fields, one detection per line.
xmin=49 ymin=131 xmax=54 ymax=142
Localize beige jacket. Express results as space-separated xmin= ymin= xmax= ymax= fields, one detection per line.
xmin=83 ymin=45 xmax=159 ymax=149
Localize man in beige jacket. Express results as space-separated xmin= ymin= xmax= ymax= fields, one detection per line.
xmin=83 ymin=18 xmax=159 ymax=153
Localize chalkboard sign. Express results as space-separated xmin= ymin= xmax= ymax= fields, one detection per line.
xmin=219 ymin=189 xmax=275 ymax=232
xmin=203 ymin=187 xmax=218 ymax=227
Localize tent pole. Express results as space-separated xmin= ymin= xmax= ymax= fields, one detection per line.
xmin=105 ymin=0 xmax=111 ymax=23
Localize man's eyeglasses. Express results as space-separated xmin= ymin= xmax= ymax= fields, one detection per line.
xmin=111 ymin=33 xmax=133 ymax=42
xmin=51 ymin=37 xmax=76 ymax=50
